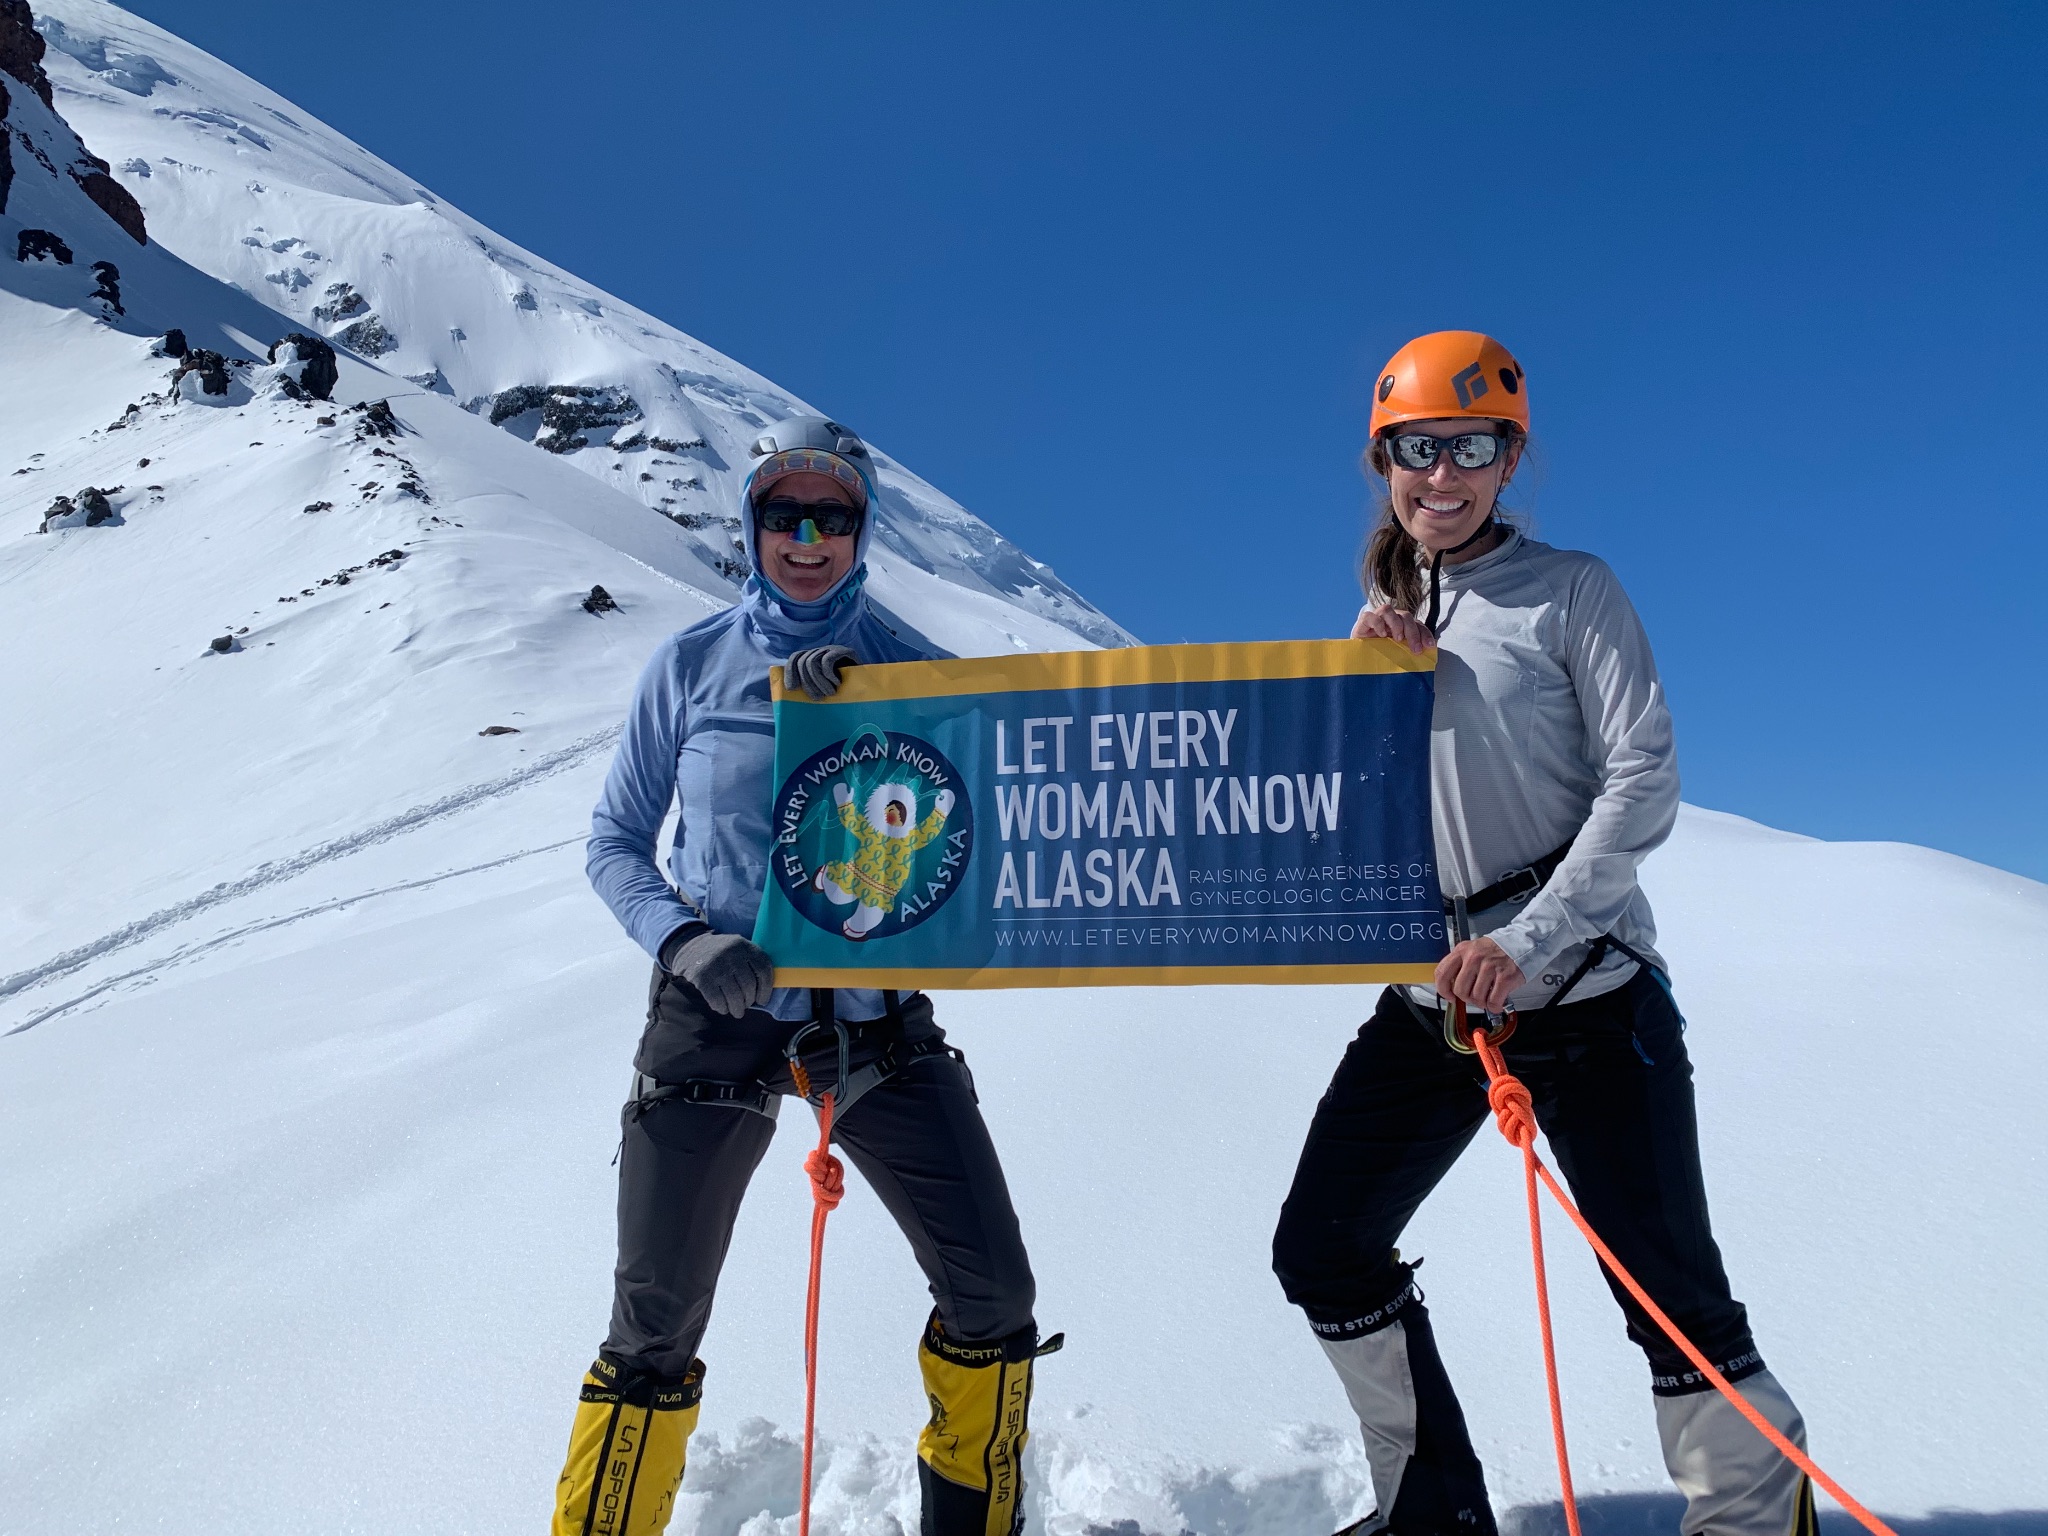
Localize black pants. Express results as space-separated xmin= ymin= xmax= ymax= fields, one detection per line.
xmin=607 ymin=968 xmax=1036 ymax=1378
xmin=1272 ymin=968 xmax=1762 ymax=1390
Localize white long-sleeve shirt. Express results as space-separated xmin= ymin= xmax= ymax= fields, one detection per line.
xmin=1392 ymin=530 xmax=1678 ymax=1011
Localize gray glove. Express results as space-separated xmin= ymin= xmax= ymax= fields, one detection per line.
xmin=668 ymin=931 xmax=776 ymax=1018
xmin=787 ymin=645 xmax=856 ymax=700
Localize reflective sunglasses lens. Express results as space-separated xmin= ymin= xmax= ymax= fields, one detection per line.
xmin=1449 ymin=434 xmax=1500 ymax=469
xmin=1390 ymin=434 xmax=1441 ymax=470
xmin=759 ymin=499 xmax=860 ymax=536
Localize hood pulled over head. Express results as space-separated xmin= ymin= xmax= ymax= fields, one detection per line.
xmin=740 ymin=416 xmax=880 ymax=615
xmin=866 ymin=782 xmax=920 ymax=839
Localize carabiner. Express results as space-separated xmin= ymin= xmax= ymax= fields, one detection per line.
xmin=1445 ymin=1000 xmax=1518 ymax=1055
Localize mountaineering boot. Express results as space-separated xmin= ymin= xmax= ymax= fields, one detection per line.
xmin=1315 ymin=1273 xmax=1496 ymax=1536
xmin=552 ymin=1353 xmax=705 ymax=1536
xmin=1655 ymin=1369 xmax=1817 ymax=1536
xmin=916 ymin=1312 xmax=1040 ymax=1536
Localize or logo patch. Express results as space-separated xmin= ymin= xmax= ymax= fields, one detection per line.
xmin=770 ymin=728 xmax=973 ymax=941
xmin=1378 ymin=373 xmax=1397 ymax=402
xmin=1451 ymin=363 xmax=1489 ymax=408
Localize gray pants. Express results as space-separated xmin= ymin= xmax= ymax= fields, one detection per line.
xmin=606 ymin=969 xmax=1036 ymax=1377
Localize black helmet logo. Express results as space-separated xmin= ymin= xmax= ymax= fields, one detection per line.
xmin=1377 ymin=374 xmax=1397 ymax=403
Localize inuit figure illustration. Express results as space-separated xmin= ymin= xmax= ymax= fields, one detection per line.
xmin=813 ymin=780 xmax=956 ymax=940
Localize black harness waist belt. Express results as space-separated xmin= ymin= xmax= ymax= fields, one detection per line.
xmin=1445 ymin=837 xmax=1576 ymax=919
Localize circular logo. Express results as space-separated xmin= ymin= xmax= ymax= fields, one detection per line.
xmin=771 ymin=728 xmax=973 ymax=942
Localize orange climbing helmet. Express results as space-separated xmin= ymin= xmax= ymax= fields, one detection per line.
xmin=1369 ymin=331 xmax=1529 ymax=438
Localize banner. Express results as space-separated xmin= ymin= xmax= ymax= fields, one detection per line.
xmin=752 ymin=640 xmax=1445 ymax=988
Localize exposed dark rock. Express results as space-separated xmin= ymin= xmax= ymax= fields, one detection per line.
xmin=311 ymin=281 xmax=367 ymax=324
xmin=74 ymin=166 xmax=146 ymax=243
xmin=350 ymin=399 xmax=402 ymax=439
xmin=1 ymin=82 xmax=13 ymax=215
xmin=89 ymin=259 xmax=121 ymax=312
xmin=485 ymin=382 xmax=642 ymax=453
xmin=582 ymin=584 xmax=619 ymax=615
xmin=512 ymin=286 xmax=538 ymax=311
xmin=156 ymin=327 xmax=188 ymax=358
xmin=486 ymin=384 xmax=549 ymax=425
xmin=0 ymin=0 xmax=54 ymax=109
xmin=171 ymin=348 xmax=231 ymax=396
xmin=209 ymin=635 xmax=235 ymax=653
xmin=336 ymin=315 xmax=396 ymax=357
xmin=478 ymin=725 xmax=521 ymax=737
xmin=268 ymin=332 xmax=337 ymax=400
xmin=17 ymin=228 xmax=72 ymax=264
xmin=39 ymin=487 xmax=115 ymax=531
xmin=302 ymin=500 xmax=332 ymax=514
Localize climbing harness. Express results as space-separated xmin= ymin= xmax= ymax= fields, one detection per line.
xmin=1441 ymin=833 xmax=1670 ymax=1022
xmin=1447 ymin=999 xmax=1898 ymax=1536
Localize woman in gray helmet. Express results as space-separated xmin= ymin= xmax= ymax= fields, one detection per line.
xmin=551 ymin=417 xmax=1043 ymax=1536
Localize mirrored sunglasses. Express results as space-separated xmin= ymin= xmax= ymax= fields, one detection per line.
xmin=1386 ymin=431 xmax=1508 ymax=472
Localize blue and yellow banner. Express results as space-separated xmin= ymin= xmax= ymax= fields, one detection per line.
xmin=753 ymin=640 xmax=1446 ymax=988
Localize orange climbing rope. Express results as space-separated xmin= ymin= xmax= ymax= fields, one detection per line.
xmin=1451 ymin=1002 xmax=1897 ymax=1536
xmin=788 ymin=1060 xmax=845 ymax=1536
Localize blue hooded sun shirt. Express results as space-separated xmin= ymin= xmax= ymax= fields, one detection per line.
xmin=586 ymin=452 xmax=943 ymax=1022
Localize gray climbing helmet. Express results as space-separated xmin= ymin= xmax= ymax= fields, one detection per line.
xmin=746 ymin=415 xmax=877 ymax=505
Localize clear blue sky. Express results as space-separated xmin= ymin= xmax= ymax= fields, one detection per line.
xmin=124 ymin=0 xmax=2048 ymax=879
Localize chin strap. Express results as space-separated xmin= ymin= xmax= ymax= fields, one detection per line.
xmin=1424 ymin=518 xmax=1501 ymax=637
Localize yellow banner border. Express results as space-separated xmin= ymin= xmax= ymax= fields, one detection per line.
xmin=772 ymin=963 xmax=1437 ymax=989
xmin=772 ymin=636 xmax=1434 ymax=705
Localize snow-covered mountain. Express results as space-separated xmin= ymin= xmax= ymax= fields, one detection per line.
xmin=1 ymin=0 xmax=1125 ymax=970
xmin=28 ymin=0 xmax=1125 ymax=647
xmin=5 ymin=6 xmax=2046 ymax=1535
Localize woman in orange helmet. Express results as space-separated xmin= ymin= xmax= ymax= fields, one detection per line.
xmin=1270 ymin=333 xmax=1816 ymax=1536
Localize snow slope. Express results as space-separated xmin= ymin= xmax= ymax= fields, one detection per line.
xmin=5 ymin=788 xmax=2045 ymax=1536
xmin=5 ymin=6 xmax=2046 ymax=1535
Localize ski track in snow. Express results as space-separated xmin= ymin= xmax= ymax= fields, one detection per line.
xmin=0 ymin=726 xmax=619 ymax=1017
xmin=2 ymin=836 xmax=584 ymax=1036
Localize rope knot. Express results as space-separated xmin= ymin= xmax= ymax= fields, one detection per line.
xmin=1488 ymin=1072 xmax=1538 ymax=1149
xmin=805 ymin=1147 xmax=844 ymax=1210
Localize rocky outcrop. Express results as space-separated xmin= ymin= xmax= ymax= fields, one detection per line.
xmin=269 ymin=332 xmax=337 ymax=400
xmin=17 ymin=227 xmax=71 ymax=263
xmin=171 ymin=348 xmax=230 ymax=396
xmin=582 ymin=585 xmax=618 ymax=615
xmin=155 ymin=328 xmax=188 ymax=358
xmin=1 ymin=81 xmax=14 ymax=214
xmin=89 ymin=258 xmax=120 ymax=312
xmin=335 ymin=314 xmax=396 ymax=357
xmin=311 ymin=282 xmax=367 ymax=324
xmin=39 ymin=486 xmax=115 ymax=532
xmin=350 ymin=399 xmax=401 ymax=440
xmin=0 ymin=0 xmax=54 ymax=110
xmin=484 ymin=383 xmax=643 ymax=454
xmin=73 ymin=159 xmax=146 ymax=243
